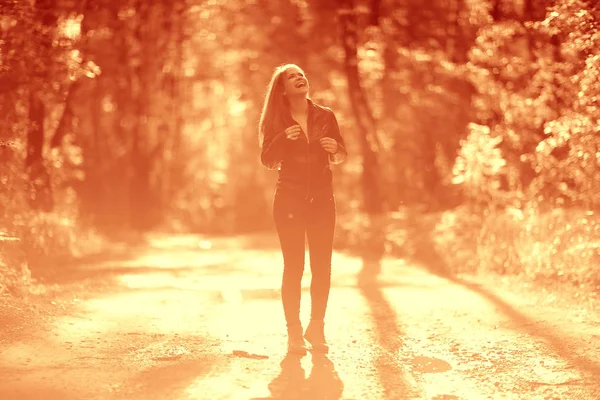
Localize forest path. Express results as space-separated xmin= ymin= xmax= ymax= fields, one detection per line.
xmin=1 ymin=233 xmax=600 ymax=400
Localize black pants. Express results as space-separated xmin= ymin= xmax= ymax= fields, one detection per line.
xmin=273 ymin=191 xmax=336 ymax=327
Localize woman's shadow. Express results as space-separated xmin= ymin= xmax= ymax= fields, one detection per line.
xmin=261 ymin=352 xmax=344 ymax=399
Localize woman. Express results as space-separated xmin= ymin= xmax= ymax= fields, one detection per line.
xmin=259 ymin=64 xmax=347 ymax=355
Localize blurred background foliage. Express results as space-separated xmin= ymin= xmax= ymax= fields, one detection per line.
xmin=1 ymin=0 xmax=600 ymax=296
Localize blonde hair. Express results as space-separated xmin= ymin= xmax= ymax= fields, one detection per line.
xmin=258 ymin=63 xmax=305 ymax=144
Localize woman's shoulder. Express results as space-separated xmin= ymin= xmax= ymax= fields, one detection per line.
xmin=309 ymin=100 xmax=336 ymax=116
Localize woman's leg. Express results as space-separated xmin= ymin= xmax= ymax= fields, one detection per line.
xmin=273 ymin=192 xmax=307 ymax=329
xmin=306 ymin=196 xmax=336 ymax=322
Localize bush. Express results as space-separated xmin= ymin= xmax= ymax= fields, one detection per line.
xmin=0 ymin=234 xmax=31 ymax=297
xmin=337 ymin=203 xmax=600 ymax=294
xmin=448 ymin=205 xmax=600 ymax=290
xmin=431 ymin=205 xmax=484 ymax=274
xmin=16 ymin=211 xmax=105 ymax=268
xmin=338 ymin=205 xmax=482 ymax=274
xmin=482 ymin=207 xmax=600 ymax=288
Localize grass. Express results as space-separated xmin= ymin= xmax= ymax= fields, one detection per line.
xmin=337 ymin=205 xmax=600 ymax=295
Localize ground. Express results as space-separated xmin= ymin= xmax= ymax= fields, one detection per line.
xmin=1 ymin=233 xmax=600 ymax=400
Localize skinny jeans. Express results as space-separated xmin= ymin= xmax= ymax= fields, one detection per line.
xmin=272 ymin=190 xmax=336 ymax=327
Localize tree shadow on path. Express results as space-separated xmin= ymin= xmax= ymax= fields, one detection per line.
xmin=29 ymin=245 xmax=142 ymax=284
xmin=0 ymin=384 xmax=81 ymax=400
xmin=122 ymin=358 xmax=217 ymax=400
xmin=32 ymin=245 xmax=249 ymax=286
xmin=357 ymin=257 xmax=421 ymax=400
xmin=252 ymin=352 xmax=343 ymax=400
xmin=412 ymin=234 xmax=600 ymax=392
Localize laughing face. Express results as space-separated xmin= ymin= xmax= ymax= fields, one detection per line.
xmin=283 ymin=66 xmax=309 ymax=97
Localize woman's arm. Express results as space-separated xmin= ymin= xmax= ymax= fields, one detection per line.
xmin=327 ymin=111 xmax=347 ymax=164
xmin=260 ymin=130 xmax=287 ymax=170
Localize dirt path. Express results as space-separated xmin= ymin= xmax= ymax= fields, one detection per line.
xmin=1 ymin=233 xmax=600 ymax=400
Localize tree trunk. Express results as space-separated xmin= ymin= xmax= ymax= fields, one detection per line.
xmin=129 ymin=0 xmax=153 ymax=230
xmin=167 ymin=0 xmax=186 ymax=204
xmin=51 ymin=0 xmax=93 ymax=149
xmin=338 ymin=0 xmax=383 ymax=216
xmin=50 ymin=81 xmax=80 ymax=148
xmin=491 ymin=0 xmax=503 ymax=21
xmin=26 ymin=93 xmax=53 ymax=212
xmin=26 ymin=0 xmax=56 ymax=211
xmin=338 ymin=0 xmax=385 ymax=265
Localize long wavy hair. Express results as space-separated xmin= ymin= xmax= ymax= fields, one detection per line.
xmin=258 ymin=63 xmax=305 ymax=145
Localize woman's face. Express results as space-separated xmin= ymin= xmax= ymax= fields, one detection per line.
xmin=282 ymin=66 xmax=309 ymax=98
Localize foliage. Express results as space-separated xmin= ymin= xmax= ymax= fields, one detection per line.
xmin=0 ymin=235 xmax=30 ymax=298
xmin=477 ymin=206 xmax=600 ymax=291
xmin=1 ymin=0 xmax=600 ymax=298
xmin=458 ymin=0 xmax=600 ymax=209
xmin=337 ymin=203 xmax=600 ymax=294
xmin=452 ymin=123 xmax=508 ymax=205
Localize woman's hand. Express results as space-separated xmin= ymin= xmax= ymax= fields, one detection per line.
xmin=284 ymin=125 xmax=302 ymax=140
xmin=319 ymin=137 xmax=339 ymax=154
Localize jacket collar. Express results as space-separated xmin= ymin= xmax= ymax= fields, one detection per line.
xmin=307 ymin=98 xmax=318 ymax=119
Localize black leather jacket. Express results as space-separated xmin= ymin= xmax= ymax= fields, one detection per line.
xmin=261 ymin=99 xmax=347 ymax=200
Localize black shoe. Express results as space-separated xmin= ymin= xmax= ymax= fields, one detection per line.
xmin=304 ymin=320 xmax=329 ymax=353
xmin=287 ymin=325 xmax=307 ymax=356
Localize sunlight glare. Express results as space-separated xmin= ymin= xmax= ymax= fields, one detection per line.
xmin=0 ymin=15 xmax=17 ymax=30
xmin=58 ymin=15 xmax=82 ymax=40
xmin=102 ymin=96 xmax=115 ymax=113
xmin=185 ymin=66 xmax=196 ymax=77
xmin=227 ymin=97 xmax=247 ymax=117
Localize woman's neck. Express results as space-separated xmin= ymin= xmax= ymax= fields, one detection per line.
xmin=288 ymin=95 xmax=307 ymax=115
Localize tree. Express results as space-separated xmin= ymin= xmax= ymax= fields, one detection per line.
xmin=26 ymin=0 xmax=59 ymax=211
xmin=454 ymin=0 xmax=600 ymax=210
xmin=337 ymin=0 xmax=384 ymax=216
